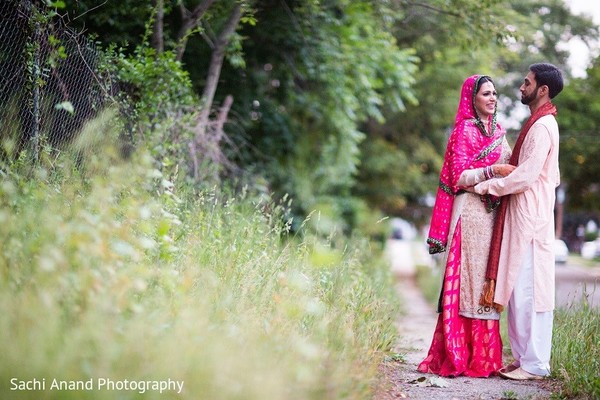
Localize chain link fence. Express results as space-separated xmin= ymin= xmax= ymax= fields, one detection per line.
xmin=0 ymin=0 xmax=131 ymax=166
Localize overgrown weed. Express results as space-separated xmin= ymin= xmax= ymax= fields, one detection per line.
xmin=0 ymin=135 xmax=399 ymax=399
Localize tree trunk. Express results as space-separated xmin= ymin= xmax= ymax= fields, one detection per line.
xmin=176 ymin=0 xmax=217 ymax=61
xmin=189 ymin=4 xmax=242 ymax=181
xmin=196 ymin=3 xmax=243 ymax=132
xmin=151 ymin=0 xmax=164 ymax=53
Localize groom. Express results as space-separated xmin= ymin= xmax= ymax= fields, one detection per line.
xmin=474 ymin=63 xmax=564 ymax=380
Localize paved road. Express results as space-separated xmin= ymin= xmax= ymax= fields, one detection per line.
xmin=555 ymin=261 xmax=600 ymax=309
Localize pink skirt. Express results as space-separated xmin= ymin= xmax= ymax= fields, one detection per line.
xmin=418 ymin=221 xmax=503 ymax=377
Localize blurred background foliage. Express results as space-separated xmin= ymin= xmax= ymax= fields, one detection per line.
xmin=49 ymin=0 xmax=600 ymax=238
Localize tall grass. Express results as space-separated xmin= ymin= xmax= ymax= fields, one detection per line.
xmin=552 ymin=302 xmax=600 ymax=399
xmin=0 ymin=145 xmax=399 ymax=399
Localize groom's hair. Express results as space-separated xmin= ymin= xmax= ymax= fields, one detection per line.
xmin=530 ymin=63 xmax=564 ymax=99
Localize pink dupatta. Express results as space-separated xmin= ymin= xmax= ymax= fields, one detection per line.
xmin=427 ymin=75 xmax=506 ymax=254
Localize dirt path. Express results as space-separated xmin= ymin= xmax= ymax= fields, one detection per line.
xmin=374 ymin=240 xmax=557 ymax=400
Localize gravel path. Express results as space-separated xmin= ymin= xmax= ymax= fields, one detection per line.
xmin=374 ymin=240 xmax=559 ymax=400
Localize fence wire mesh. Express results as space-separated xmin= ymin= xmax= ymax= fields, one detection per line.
xmin=0 ymin=0 xmax=130 ymax=166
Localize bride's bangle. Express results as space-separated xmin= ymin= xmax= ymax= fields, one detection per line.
xmin=484 ymin=165 xmax=495 ymax=180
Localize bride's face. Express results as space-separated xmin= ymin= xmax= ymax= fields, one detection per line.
xmin=474 ymin=81 xmax=497 ymax=119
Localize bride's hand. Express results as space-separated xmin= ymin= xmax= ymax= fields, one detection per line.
xmin=493 ymin=164 xmax=516 ymax=177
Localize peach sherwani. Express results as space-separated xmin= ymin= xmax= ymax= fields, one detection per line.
xmin=474 ymin=115 xmax=559 ymax=312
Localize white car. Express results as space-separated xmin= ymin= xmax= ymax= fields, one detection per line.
xmin=581 ymin=238 xmax=600 ymax=259
xmin=554 ymin=239 xmax=568 ymax=264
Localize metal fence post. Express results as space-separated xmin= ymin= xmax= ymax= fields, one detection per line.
xmin=31 ymin=12 xmax=41 ymax=163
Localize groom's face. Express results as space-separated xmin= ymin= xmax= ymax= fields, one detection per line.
xmin=519 ymin=71 xmax=539 ymax=105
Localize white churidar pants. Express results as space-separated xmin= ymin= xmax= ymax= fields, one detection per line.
xmin=507 ymin=242 xmax=553 ymax=376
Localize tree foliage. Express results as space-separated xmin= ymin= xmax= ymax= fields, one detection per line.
xmin=229 ymin=0 xmax=420 ymax=231
xmin=554 ymin=56 xmax=600 ymax=214
xmin=56 ymin=0 xmax=600 ymax=233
